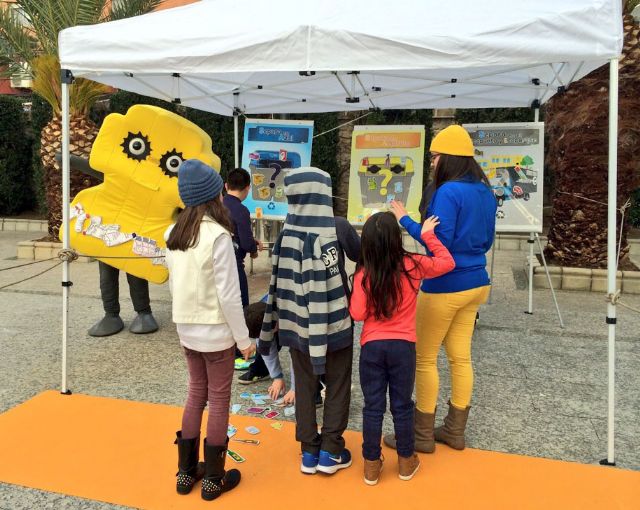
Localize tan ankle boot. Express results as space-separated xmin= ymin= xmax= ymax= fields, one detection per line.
xmin=382 ymin=407 xmax=436 ymax=453
xmin=363 ymin=456 xmax=383 ymax=486
xmin=398 ymin=453 xmax=420 ymax=481
xmin=434 ymin=400 xmax=470 ymax=450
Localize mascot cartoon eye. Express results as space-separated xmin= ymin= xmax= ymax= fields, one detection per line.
xmin=159 ymin=149 xmax=184 ymax=177
xmin=121 ymin=132 xmax=151 ymax=161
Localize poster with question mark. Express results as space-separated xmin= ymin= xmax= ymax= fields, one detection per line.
xmin=347 ymin=125 xmax=425 ymax=225
xmin=242 ymin=119 xmax=314 ymax=219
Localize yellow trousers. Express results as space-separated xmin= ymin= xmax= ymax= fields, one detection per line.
xmin=415 ymin=286 xmax=490 ymax=413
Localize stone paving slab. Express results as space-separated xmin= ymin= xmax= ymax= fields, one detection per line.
xmin=1 ymin=230 xmax=639 ymax=509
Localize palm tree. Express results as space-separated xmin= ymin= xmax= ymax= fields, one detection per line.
xmin=0 ymin=0 xmax=161 ymax=238
xmin=544 ymin=2 xmax=640 ymax=270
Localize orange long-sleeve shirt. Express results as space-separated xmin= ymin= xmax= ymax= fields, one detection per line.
xmin=349 ymin=230 xmax=455 ymax=346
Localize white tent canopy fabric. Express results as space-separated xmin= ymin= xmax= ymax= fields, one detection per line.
xmin=57 ymin=0 xmax=623 ymax=464
xmin=59 ymin=0 xmax=623 ymax=114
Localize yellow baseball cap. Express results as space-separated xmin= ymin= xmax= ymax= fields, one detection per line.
xmin=429 ymin=125 xmax=474 ymax=157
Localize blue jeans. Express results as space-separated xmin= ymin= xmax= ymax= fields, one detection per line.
xmin=360 ymin=340 xmax=416 ymax=460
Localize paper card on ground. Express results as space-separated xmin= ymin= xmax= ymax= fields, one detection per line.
xmin=240 ymin=392 xmax=251 ymax=399
xmin=245 ymin=426 xmax=260 ymax=435
xmin=231 ymin=404 xmax=242 ymax=414
xmin=270 ymin=422 xmax=283 ymax=430
xmin=265 ymin=411 xmax=280 ymax=420
xmin=284 ymin=406 xmax=295 ymax=417
xmin=226 ymin=450 xmax=245 ymax=463
xmin=247 ymin=407 xmax=267 ymax=414
xmin=227 ymin=424 xmax=237 ymax=438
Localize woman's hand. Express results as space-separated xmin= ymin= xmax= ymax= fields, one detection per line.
xmin=390 ymin=200 xmax=408 ymax=221
xmin=421 ymin=215 xmax=440 ymax=234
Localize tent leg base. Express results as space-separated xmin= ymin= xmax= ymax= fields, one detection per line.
xmin=60 ymin=390 xmax=72 ymax=396
xmin=524 ymin=311 xmax=533 ymax=315
xmin=599 ymin=459 xmax=616 ymax=466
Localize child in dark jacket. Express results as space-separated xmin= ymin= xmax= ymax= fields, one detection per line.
xmin=259 ymin=167 xmax=360 ymax=476
xmin=349 ymin=212 xmax=454 ymax=485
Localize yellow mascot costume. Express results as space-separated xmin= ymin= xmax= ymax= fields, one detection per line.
xmin=62 ymin=104 xmax=221 ymax=336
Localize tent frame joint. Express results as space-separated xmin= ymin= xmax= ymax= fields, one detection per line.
xmin=60 ymin=69 xmax=74 ymax=84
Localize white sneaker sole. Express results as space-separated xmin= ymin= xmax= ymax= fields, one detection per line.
xmin=398 ymin=462 xmax=420 ymax=481
xmin=316 ymin=459 xmax=352 ymax=474
xmin=364 ymin=464 xmax=382 ymax=485
xmin=300 ymin=464 xmax=317 ymax=474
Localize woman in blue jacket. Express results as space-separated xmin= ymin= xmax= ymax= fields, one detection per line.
xmin=387 ymin=125 xmax=497 ymax=452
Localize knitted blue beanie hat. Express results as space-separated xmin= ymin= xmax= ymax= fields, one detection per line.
xmin=178 ymin=159 xmax=223 ymax=207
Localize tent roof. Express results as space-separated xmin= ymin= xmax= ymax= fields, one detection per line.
xmin=58 ymin=0 xmax=623 ymax=115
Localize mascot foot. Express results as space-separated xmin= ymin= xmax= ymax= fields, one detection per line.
xmin=129 ymin=312 xmax=159 ymax=334
xmin=88 ymin=314 xmax=124 ymax=337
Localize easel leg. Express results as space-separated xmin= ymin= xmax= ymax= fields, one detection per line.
xmin=535 ymin=233 xmax=564 ymax=328
xmin=526 ymin=233 xmax=534 ymax=314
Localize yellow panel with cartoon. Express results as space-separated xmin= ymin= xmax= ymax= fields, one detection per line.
xmin=60 ymin=105 xmax=221 ymax=284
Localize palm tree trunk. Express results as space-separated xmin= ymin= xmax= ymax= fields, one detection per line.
xmin=41 ymin=114 xmax=100 ymax=238
xmin=544 ymin=12 xmax=640 ymax=270
xmin=334 ymin=111 xmax=364 ymax=217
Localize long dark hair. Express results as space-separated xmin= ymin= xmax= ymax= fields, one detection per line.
xmin=166 ymin=196 xmax=233 ymax=251
xmin=433 ymin=154 xmax=490 ymax=189
xmin=356 ymin=212 xmax=420 ymax=320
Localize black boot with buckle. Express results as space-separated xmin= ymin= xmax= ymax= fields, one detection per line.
xmin=202 ymin=437 xmax=241 ymax=501
xmin=175 ymin=431 xmax=204 ymax=495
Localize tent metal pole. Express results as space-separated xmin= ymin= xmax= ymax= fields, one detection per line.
xmin=534 ymin=108 xmax=540 ymax=122
xmin=60 ymin=73 xmax=72 ymax=395
xmin=233 ymin=92 xmax=240 ymax=168
xmin=487 ymin=231 xmax=496 ymax=305
xmin=601 ymin=58 xmax=619 ymax=466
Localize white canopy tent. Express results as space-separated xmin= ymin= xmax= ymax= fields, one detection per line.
xmin=58 ymin=0 xmax=624 ymax=463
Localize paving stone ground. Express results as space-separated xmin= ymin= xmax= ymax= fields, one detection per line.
xmin=1 ymin=230 xmax=639 ymax=509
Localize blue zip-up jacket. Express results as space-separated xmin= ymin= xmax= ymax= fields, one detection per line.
xmin=399 ymin=176 xmax=497 ymax=293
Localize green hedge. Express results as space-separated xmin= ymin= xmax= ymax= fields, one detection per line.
xmin=30 ymin=94 xmax=53 ymax=215
xmin=0 ymin=96 xmax=33 ymax=215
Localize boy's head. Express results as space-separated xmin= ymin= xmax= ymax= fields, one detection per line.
xmin=225 ymin=167 xmax=251 ymax=200
xmin=244 ymin=301 xmax=267 ymax=338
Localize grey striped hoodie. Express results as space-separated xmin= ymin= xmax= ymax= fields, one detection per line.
xmin=258 ymin=167 xmax=352 ymax=375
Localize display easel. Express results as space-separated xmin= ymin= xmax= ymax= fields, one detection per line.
xmin=487 ymin=110 xmax=563 ymax=328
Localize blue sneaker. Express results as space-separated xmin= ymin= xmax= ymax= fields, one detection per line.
xmin=317 ymin=448 xmax=352 ymax=474
xmin=301 ymin=451 xmax=319 ymax=474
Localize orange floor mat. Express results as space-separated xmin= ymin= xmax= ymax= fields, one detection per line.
xmin=0 ymin=391 xmax=638 ymax=510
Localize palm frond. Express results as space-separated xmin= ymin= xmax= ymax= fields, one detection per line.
xmin=31 ymin=54 xmax=62 ymax=114
xmin=0 ymin=4 xmax=38 ymax=71
xmin=71 ymin=78 xmax=110 ymax=116
xmin=105 ymin=0 xmax=162 ymax=22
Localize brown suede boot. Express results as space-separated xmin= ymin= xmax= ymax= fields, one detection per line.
xmin=383 ymin=408 xmax=435 ymax=454
xmin=434 ymin=401 xmax=470 ymax=450
xmin=398 ymin=453 xmax=420 ymax=481
xmin=363 ymin=456 xmax=384 ymax=486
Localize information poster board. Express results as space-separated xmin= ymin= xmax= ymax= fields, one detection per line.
xmin=347 ymin=125 xmax=425 ymax=224
xmin=463 ymin=122 xmax=545 ymax=233
xmin=242 ymin=119 xmax=314 ymax=219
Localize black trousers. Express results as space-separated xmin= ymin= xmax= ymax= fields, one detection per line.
xmin=98 ymin=261 xmax=151 ymax=315
xmin=290 ymin=344 xmax=353 ymax=456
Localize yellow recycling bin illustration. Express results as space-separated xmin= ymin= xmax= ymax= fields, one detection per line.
xmin=61 ymin=104 xmax=220 ymax=284
xmin=348 ymin=126 xmax=425 ymax=224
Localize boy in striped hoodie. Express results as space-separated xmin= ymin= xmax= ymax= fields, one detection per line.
xmin=259 ymin=167 xmax=358 ymax=475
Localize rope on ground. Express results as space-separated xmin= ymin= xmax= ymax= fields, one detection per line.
xmin=0 ymin=260 xmax=63 ymax=291
xmin=0 ymin=257 xmax=58 ymax=272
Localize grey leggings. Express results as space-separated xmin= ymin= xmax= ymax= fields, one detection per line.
xmin=98 ymin=261 xmax=151 ymax=315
